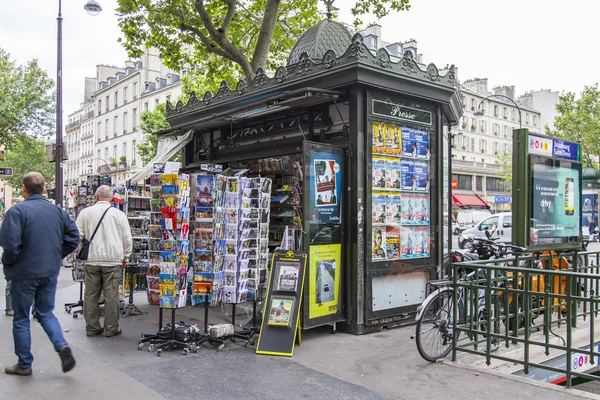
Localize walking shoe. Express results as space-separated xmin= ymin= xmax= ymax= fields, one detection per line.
xmin=5 ymin=309 xmax=14 ymax=316
xmin=86 ymin=328 xmax=104 ymax=337
xmin=58 ymin=346 xmax=76 ymax=373
xmin=5 ymin=364 xmax=32 ymax=376
xmin=105 ymin=329 xmax=122 ymax=337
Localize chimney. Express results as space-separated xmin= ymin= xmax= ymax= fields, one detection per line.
xmin=494 ymin=85 xmax=515 ymax=100
xmin=463 ymin=78 xmax=488 ymax=95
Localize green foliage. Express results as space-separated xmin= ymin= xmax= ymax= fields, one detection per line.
xmin=116 ymin=0 xmax=411 ymax=84
xmin=548 ymin=84 xmax=600 ymax=167
xmin=351 ymin=0 xmax=411 ymax=26
xmin=0 ymin=48 xmax=55 ymax=148
xmin=137 ymin=103 xmax=182 ymax=164
xmin=0 ymin=135 xmax=55 ymax=191
xmin=496 ymin=150 xmax=512 ymax=193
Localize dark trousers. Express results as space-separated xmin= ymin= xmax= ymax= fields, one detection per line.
xmin=11 ymin=276 xmax=68 ymax=369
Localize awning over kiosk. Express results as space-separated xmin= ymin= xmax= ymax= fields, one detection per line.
xmin=129 ymin=130 xmax=194 ymax=183
xmin=452 ymin=193 xmax=490 ymax=208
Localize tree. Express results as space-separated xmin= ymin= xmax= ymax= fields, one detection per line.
xmin=547 ymin=84 xmax=600 ymax=167
xmin=0 ymin=48 xmax=55 ymax=148
xmin=137 ymin=75 xmax=215 ymax=162
xmin=496 ymin=150 xmax=512 ymax=193
xmin=0 ymin=135 xmax=55 ymax=192
xmin=137 ymin=103 xmax=171 ymax=164
xmin=116 ymin=0 xmax=411 ymax=84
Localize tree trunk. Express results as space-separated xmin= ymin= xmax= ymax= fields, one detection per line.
xmin=250 ymin=0 xmax=281 ymax=78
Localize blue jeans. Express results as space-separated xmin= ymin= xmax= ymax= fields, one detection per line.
xmin=11 ymin=276 xmax=68 ymax=369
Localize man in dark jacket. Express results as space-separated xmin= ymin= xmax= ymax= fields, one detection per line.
xmin=0 ymin=172 xmax=80 ymax=376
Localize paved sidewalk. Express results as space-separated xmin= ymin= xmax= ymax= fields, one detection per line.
xmin=0 ymin=268 xmax=598 ymax=400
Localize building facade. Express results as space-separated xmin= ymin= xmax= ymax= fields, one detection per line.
xmin=452 ymin=78 xmax=542 ymax=213
xmin=64 ymin=49 xmax=183 ymax=198
xmin=518 ymin=89 xmax=560 ymax=132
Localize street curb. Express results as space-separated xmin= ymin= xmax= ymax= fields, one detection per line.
xmin=438 ymin=359 xmax=600 ymax=399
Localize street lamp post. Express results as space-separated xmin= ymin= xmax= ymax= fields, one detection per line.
xmin=473 ymin=94 xmax=522 ymax=130
xmin=55 ymin=0 xmax=102 ymax=208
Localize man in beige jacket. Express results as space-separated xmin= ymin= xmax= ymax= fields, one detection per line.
xmin=76 ymin=186 xmax=132 ymax=337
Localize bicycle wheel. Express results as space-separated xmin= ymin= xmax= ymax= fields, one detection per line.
xmin=415 ymin=289 xmax=461 ymax=362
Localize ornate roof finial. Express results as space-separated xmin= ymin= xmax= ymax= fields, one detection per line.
xmin=323 ymin=0 xmax=335 ymax=20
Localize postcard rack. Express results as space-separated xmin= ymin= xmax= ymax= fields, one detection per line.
xmin=213 ymin=173 xmax=272 ymax=347
xmin=137 ymin=167 xmax=192 ymax=355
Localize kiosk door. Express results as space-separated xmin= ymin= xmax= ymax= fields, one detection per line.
xmin=302 ymin=141 xmax=346 ymax=329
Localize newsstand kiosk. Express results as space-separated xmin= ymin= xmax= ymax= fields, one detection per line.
xmin=159 ymin=19 xmax=462 ymax=334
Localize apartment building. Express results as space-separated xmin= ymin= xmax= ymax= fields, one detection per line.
xmin=451 ymin=78 xmax=542 ymax=213
xmin=90 ymin=48 xmax=182 ymax=188
xmin=518 ymin=89 xmax=560 ymax=132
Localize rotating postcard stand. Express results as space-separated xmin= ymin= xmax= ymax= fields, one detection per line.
xmin=213 ymin=173 xmax=272 ymax=347
xmin=138 ymin=169 xmax=199 ymax=356
xmin=190 ymin=172 xmax=231 ymax=351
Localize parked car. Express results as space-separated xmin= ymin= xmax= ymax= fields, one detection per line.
xmin=458 ymin=212 xmax=562 ymax=248
xmin=456 ymin=209 xmax=492 ymax=233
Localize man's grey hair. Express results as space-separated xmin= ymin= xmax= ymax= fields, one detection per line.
xmin=95 ymin=185 xmax=113 ymax=199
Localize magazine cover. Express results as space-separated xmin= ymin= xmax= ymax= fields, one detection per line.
xmin=389 ymin=124 xmax=402 ymax=157
xmin=414 ymin=193 xmax=430 ymax=224
xmin=267 ymin=297 xmax=294 ymax=326
xmin=385 ymin=226 xmax=400 ymax=260
xmin=372 ymin=227 xmax=387 ymax=261
xmin=372 ymin=194 xmax=387 ymax=223
xmin=414 ymin=127 xmax=430 ymax=159
xmin=414 ymin=226 xmax=430 ymax=258
xmin=385 ymin=158 xmax=400 ymax=189
xmin=401 ymin=193 xmax=415 ymax=224
xmin=400 ymin=227 xmax=415 ymax=258
xmin=275 ymin=263 xmax=300 ymax=292
xmin=387 ymin=195 xmax=402 ymax=224
xmin=372 ymin=157 xmax=387 ymax=189
xmin=413 ymin=161 xmax=429 ymax=192
xmin=400 ymin=159 xmax=415 ymax=191
xmin=401 ymin=125 xmax=416 ymax=157
xmin=372 ymin=121 xmax=386 ymax=155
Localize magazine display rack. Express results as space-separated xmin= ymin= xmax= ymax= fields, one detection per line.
xmin=123 ymin=189 xmax=151 ymax=318
xmin=138 ymin=167 xmax=194 ymax=355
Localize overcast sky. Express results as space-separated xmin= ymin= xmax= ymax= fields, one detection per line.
xmin=1 ymin=0 xmax=599 ymax=124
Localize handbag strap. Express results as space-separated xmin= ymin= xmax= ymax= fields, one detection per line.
xmin=88 ymin=206 xmax=112 ymax=243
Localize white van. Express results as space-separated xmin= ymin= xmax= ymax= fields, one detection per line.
xmin=460 ymin=212 xmax=558 ymax=248
xmin=456 ymin=210 xmax=492 ymax=231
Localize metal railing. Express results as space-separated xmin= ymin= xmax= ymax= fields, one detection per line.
xmin=451 ymin=249 xmax=600 ymax=387
xmin=80 ymin=110 xmax=95 ymax=122
xmin=65 ymin=120 xmax=81 ymax=131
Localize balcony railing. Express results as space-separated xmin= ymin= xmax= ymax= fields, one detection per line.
xmin=81 ymin=110 xmax=95 ymax=122
xmin=65 ymin=121 xmax=81 ymax=131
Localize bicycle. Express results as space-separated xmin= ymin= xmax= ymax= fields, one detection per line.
xmin=414 ymin=235 xmax=529 ymax=362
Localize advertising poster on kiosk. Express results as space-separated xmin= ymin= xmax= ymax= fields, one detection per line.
xmin=304 ymin=142 xmax=345 ymax=329
xmin=308 ymin=244 xmax=341 ymax=319
xmin=310 ymin=153 xmax=343 ymax=224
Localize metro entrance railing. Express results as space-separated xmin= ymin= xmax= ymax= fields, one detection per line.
xmin=451 ymin=249 xmax=600 ymax=388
